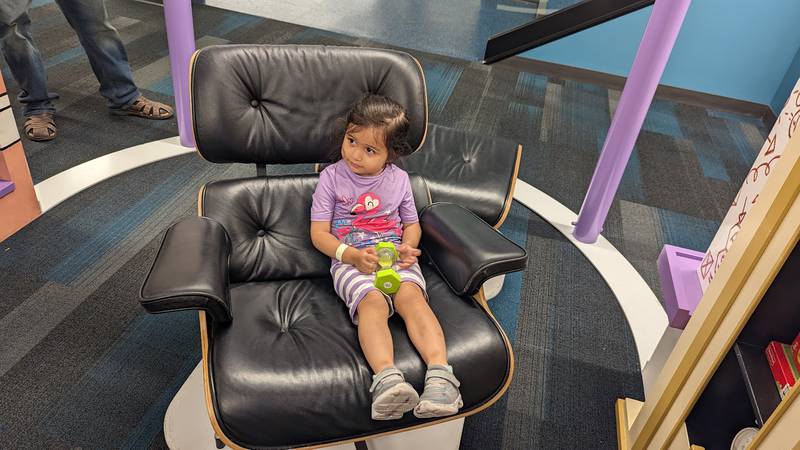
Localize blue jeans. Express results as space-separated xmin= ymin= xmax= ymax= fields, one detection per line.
xmin=0 ymin=0 xmax=140 ymax=116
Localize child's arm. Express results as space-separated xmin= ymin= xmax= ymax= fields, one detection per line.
xmin=397 ymin=223 xmax=422 ymax=269
xmin=310 ymin=221 xmax=378 ymax=272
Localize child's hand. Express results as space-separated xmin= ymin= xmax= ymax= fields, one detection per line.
xmin=396 ymin=244 xmax=422 ymax=269
xmin=355 ymin=247 xmax=379 ymax=273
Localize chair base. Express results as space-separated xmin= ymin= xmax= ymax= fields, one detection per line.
xmin=165 ymin=362 xmax=464 ymax=450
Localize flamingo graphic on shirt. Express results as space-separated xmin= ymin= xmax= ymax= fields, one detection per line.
xmin=334 ymin=192 xmax=403 ymax=246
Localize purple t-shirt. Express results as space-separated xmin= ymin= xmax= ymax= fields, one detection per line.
xmin=310 ymin=160 xmax=418 ymax=249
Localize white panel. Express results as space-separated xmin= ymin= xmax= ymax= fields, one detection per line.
xmin=0 ymin=107 xmax=20 ymax=148
xmin=641 ymin=327 xmax=683 ymax=397
xmin=366 ymin=418 xmax=463 ymax=450
xmin=0 ymin=94 xmax=10 ymax=110
xmin=698 ymin=77 xmax=800 ymax=290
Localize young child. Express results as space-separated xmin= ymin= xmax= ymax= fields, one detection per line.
xmin=310 ymin=94 xmax=462 ymax=421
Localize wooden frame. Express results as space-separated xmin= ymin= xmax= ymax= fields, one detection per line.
xmin=749 ymin=382 xmax=800 ymax=448
xmin=619 ymin=124 xmax=800 ymax=448
xmin=494 ymin=143 xmax=522 ymax=229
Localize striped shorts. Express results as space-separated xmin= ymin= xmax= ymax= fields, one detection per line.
xmin=331 ymin=261 xmax=427 ymax=324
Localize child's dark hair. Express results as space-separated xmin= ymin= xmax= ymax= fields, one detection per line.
xmin=330 ymin=94 xmax=412 ymax=162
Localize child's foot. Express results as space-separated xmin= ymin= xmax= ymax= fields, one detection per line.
xmin=370 ymin=367 xmax=420 ymax=420
xmin=413 ymin=364 xmax=463 ymax=419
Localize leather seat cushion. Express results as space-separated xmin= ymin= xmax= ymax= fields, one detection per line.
xmin=207 ymin=263 xmax=510 ymax=449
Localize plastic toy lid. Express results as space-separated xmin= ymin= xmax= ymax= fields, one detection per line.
xmin=730 ymin=427 xmax=759 ymax=450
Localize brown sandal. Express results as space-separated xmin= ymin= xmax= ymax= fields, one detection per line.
xmin=24 ymin=113 xmax=57 ymax=142
xmin=112 ymin=95 xmax=174 ymax=120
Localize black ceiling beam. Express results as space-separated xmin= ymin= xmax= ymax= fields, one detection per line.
xmin=483 ymin=0 xmax=655 ymax=64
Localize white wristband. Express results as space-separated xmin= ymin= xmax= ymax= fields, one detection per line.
xmin=335 ymin=243 xmax=349 ymax=262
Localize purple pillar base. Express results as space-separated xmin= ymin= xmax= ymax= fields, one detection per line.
xmin=0 ymin=180 xmax=15 ymax=198
xmin=657 ymin=245 xmax=704 ymax=329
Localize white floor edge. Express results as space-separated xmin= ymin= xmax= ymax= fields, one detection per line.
xmin=512 ymin=180 xmax=667 ymax=369
xmin=32 ymin=139 xmax=667 ymax=370
xmin=34 ymin=136 xmax=195 ymax=213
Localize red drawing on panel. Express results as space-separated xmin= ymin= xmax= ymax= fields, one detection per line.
xmin=710 ymin=198 xmax=748 ymax=282
xmin=788 ymin=107 xmax=799 ymax=138
xmin=749 ymin=155 xmax=781 ymax=182
xmin=700 ymin=253 xmax=714 ymax=279
xmin=764 ymin=133 xmax=776 ymax=155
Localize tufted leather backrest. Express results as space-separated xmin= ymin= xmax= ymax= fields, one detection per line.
xmin=190 ymin=45 xmax=428 ymax=165
xmin=200 ymin=174 xmax=432 ymax=283
xmin=400 ymin=124 xmax=520 ymax=227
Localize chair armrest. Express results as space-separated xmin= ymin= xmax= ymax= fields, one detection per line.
xmin=419 ymin=202 xmax=527 ymax=297
xmin=140 ymin=216 xmax=233 ymax=323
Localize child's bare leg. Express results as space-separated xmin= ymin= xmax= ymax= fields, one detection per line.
xmin=394 ymin=281 xmax=462 ymax=418
xmin=357 ymin=290 xmax=419 ymax=420
xmin=356 ymin=291 xmax=394 ymax=373
xmin=393 ymin=282 xmax=447 ymax=366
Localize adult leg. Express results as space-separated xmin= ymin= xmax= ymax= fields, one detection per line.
xmin=54 ymin=0 xmax=172 ymax=118
xmin=0 ymin=4 xmax=58 ymax=117
xmin=53 ymin=0 xmax=139 ymax=108
xmin=393 ymin=282 xmax=447 ymax=366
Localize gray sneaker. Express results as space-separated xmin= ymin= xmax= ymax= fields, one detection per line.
xmin=370 ymin=367 xmax=420 ymax=420
xmin=413 ymin=364 xmax=463 ymax=419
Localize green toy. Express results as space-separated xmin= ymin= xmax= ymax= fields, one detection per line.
xmin=374 ymin=242 xmax=402 ymax=294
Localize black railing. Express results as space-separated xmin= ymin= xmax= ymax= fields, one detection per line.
xmin=483 ymin=0 xmax=655 ymax=64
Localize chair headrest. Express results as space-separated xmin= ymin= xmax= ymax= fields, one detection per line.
xmin=190 ymin=45 xmax=428 ymax=164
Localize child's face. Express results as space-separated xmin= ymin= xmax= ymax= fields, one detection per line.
xmin=341 ymin=125 xmax=389 ymax=176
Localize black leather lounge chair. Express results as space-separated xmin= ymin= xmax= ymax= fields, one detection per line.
xmin=139 ymin=44 xmax=527 ymax=450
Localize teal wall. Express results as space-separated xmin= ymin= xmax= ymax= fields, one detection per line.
xmin=772 ymin=46 xmax=800 ymax=112
xmin=522 ymin=1 xmax=800 ymax=113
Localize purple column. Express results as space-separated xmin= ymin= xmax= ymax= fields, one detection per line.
xmin=573 ymin=0 xmax=692 ymax=243
xmin=163 ymin=0 xmax=196 ymax=148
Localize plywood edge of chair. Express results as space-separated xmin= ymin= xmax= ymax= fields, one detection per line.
xmin=493 ymin=143 xmax=522 ymax=229
xmin=188 ymin=49 xmax=208 ymax=163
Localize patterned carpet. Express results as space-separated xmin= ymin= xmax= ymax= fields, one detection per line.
xmin=0 ymin=0 xmax=769 ymax=449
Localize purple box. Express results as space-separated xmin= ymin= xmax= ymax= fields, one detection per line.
xmin=0 ymin=180 xmax=15 ymax=199
xmin=657 ymin=245 xmax=705 ymax=329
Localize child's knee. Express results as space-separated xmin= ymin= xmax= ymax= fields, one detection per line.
xmin=398 ymin=281 xmax=422 ymax=297
xmin=357 ymin=291 xmax=390 ymax=318
xmin=394 ymin=283 xmax=425 ymax=311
